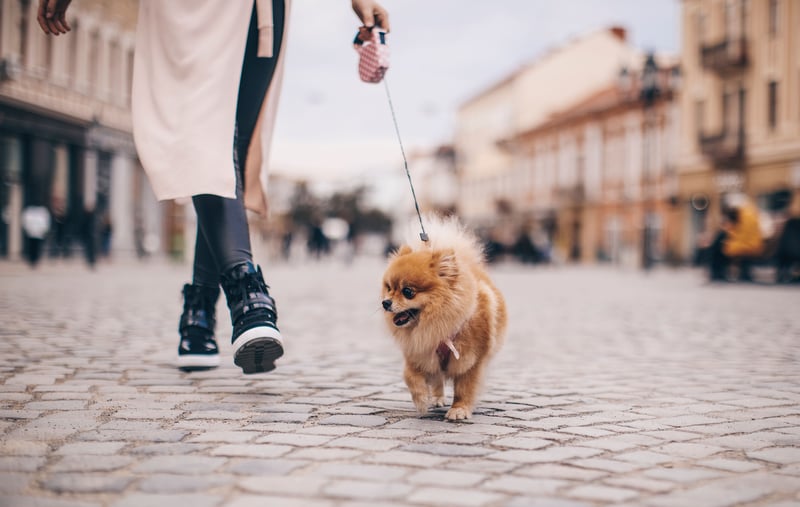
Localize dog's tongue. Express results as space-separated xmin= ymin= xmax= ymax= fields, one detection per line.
xmin=393 ymin=312 xmax=409 ymax=326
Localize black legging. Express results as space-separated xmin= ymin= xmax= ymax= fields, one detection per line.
xmin=192 ymin=0 xmax=285 ymax=288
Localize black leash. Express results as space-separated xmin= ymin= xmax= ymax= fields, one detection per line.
xmin=383 ymin=76 xmax=428 ymax=242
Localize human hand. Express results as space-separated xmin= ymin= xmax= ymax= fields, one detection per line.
xmin=37 ymin=0 xmax=73 ymax=35
xmin=352 ymin=0 xmax=390 ymax=41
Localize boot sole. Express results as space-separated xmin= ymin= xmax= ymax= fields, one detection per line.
xmin=232 ymin=326 xmax=284 ymax=374
xmin=176 ymin=353 xmax=221 ymax=371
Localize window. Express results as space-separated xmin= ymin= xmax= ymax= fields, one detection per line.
xmin=109 ymin=40 xmax=120 ymax=100
xmin=695 ymin=99 xmax=706 ymax=139
xmin=769 ymin=0 xmax=779 ymax=36
xmin=88 ymin=29 xmax=100 ymax=95
xmin=19 ymin=0 xmax=29 ymax=64
xmin=125 ymin=49 xmax=134 ymax=105
xmin=722 ymin=92 xmax=730 ymax=134
xmin=768 ymin=81 xmax=778 ymax=130
xmin=69 ymin=21 xmax=79 ymax=87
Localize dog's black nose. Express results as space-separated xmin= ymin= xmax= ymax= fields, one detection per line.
xmin=382 ymin=299 xmax=392 ymax=311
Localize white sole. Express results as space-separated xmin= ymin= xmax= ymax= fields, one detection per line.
xmin=232 ymin=326 xmax=284 ymax=374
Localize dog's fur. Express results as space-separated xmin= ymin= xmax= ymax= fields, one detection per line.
xmin=381 ymin=216 xmax=507 ymax=420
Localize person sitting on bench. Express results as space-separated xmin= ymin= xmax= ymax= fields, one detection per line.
xmin=709 ymin=194 xmax=764 ymax=282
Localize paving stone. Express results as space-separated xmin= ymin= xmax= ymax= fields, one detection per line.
xmin=482 ymin=475 xmax=571 ymax=495
xmin=491 ymin=437 xmax=553 ymax=450
xmin=223 ymin=495 xmax=334 ymax=507
xmin=747 ymin=447 xmax=800 ymax=465
xmin=0 ymin=472 xmax=33 ymax=493
xmin=317 ymin=415 xmax=387 ymax=426
xmin=288 ymin=448 xmax=364 ymax=461
xmin=0 ymin=456 xmax=46 ymax=472
xmin=567 ymin=484 xmax=640 ymax=503
xmin=188 ymin=431 xmax=261 ymax=443
xmin=363 ymin=450 xmax=448 ymax=468
xmin=137 ymin=474 xmax=235 ymax=493
xmin=488 ymin=446 xmax=603 ymax=463
xmin=314 ymin=463 xmax=408 ymax=481
xmin=237 ymin=475 xmax=329 ymax=496
xmin=110 ymin=494 xmax=223 ymax=507
xmin=643 ymin=467 xmax=725 ymax=483
xmin=326 ymin=436 xmax=402 ymax=451
xmin=407 ymin=487 xmax=505 ymax=507
xmin=209 ymin=444 xmax=292 ymax=459
xmin=403 ymin=443 xmax=493 ymax=457
xmin=41 ymin=473 xmax=134 ymax=493
xmin=55 ymin=442 xmax=127 ymax=455
xmin=224 ymin=458 xmax=308 ymax=476
xmin=407 ymin=469 xmax=485 ymax=487
xmin=0 ymin=496 xmax=101 ymax=507
xmin=132 ymin=456 xmax=228 ymax=474
xmin=0 ymin=440 xmax=50 ymax=456
xmin=697 ymin=458 xmax=763 ymax=472
xmin=322 ymin=479 xmax=414 ymax=501
xmin=254 ymin=433 xmax=333 ymax=447
xmin=50 ymin=455 xmax=135 ymax=472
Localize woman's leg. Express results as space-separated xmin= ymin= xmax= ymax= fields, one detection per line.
xmin=187 ymin=0 xmax=286 ymax=374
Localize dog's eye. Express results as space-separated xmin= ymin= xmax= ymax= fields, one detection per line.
xmin=402 ymin=287 xmax=415 ymax=299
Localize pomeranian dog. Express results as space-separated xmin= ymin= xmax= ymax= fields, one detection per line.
xmin=381 ymin=216 xmax=507 ymax=420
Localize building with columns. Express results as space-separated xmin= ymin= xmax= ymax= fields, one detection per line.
xmin=0 ymin=0 xmax=166 ymax=262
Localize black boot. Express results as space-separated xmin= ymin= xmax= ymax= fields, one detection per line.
xmin=221 ymin=261 xmax=283 ymax=374
xmin=177 ymin=283 xmax=221 ymax=371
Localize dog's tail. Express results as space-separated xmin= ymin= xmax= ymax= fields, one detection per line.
xmin=404 ymin=214 xmax=485 ymax=266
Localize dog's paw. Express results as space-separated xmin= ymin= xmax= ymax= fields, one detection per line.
xmin=411 ymin=395 xmax=430 ymax=415
xmin=432 ymin=396 xmax=446 ymax=408
xmin=445 ymin=406 xmax=472 ymax=421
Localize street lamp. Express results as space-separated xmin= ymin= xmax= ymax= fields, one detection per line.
xmin=639 ymin=53 xmax=660 ymax=271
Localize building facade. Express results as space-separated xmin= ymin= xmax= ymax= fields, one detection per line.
xmin=454 ymin=27 xmax=685 ymax=266
xmin=502 ymin=63 xmax=681 ymax=266
xmin=0 ymin=0 xmax=167 ymax=262
xmin=454 ymin=28 xmax=641 ymax=230
xmin=675 ymin=0 xmax=800 ymax=261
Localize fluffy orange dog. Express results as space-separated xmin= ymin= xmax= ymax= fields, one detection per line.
xmin=381 ymin=216 xmax=507 ymax=420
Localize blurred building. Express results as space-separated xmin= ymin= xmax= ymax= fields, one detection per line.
xmin=454 ymin=27 xmax=684 ymax=266
xmin=410 ymin=145 xmax=458 ymax=215
xmin=500 ymin=58 xmax=680 ymax=265
xmin=675 ymin=0 xmax=800 ymax=261
xmin=455 ymin=27 xmax=640 ymax=231
xmin=0 ymin=0 xmax=168 ymax=262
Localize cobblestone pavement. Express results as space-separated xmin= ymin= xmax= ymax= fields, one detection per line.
xmin=1 ymin=257 xmax=799 ymax=507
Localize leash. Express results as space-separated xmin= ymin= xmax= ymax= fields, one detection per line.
xmin=382 ymin=77 xmax=428 ymax=242
xmin=354 ymin=27 xmax=427 ymax=242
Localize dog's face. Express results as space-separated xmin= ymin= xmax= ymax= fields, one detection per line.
xmin=381 ymin=246 xmax=459 ymax=332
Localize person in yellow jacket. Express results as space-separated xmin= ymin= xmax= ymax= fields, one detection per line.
xmin=709 ymin=195 xmax=764 ymax=281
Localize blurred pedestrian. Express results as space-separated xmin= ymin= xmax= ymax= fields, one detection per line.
xmin=708 ymin=194 xmax=764 ymax=282
xmin=21 ymin=205 xmax=50 ymax=268
xmin=38 ymin=0 xmax=391 ymax=372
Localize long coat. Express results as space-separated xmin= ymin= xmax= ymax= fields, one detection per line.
xmin=131 ymin=0 xmax=290 ymax=216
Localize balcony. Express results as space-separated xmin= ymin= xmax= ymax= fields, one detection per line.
xmin=699 ymin=130 xmax=745 ymax=170
xmin=700 ymin=38 xmax=748 ymax=75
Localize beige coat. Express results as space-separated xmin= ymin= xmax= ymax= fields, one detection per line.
xmin=131 ymin=0 xmax=290 ymax=215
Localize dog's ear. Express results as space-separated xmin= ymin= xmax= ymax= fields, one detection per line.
xmin=432 ymin=249 xmax=458 ymax=279
xmin=390 ymin=245 xmax=412 ymax=259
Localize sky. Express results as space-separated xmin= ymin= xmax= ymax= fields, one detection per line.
xmin=270 ymin=0 xmax=681 ymax=181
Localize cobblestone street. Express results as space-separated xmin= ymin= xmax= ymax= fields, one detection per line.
xmin=1 ymin=257 xmax=799 ymax=507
